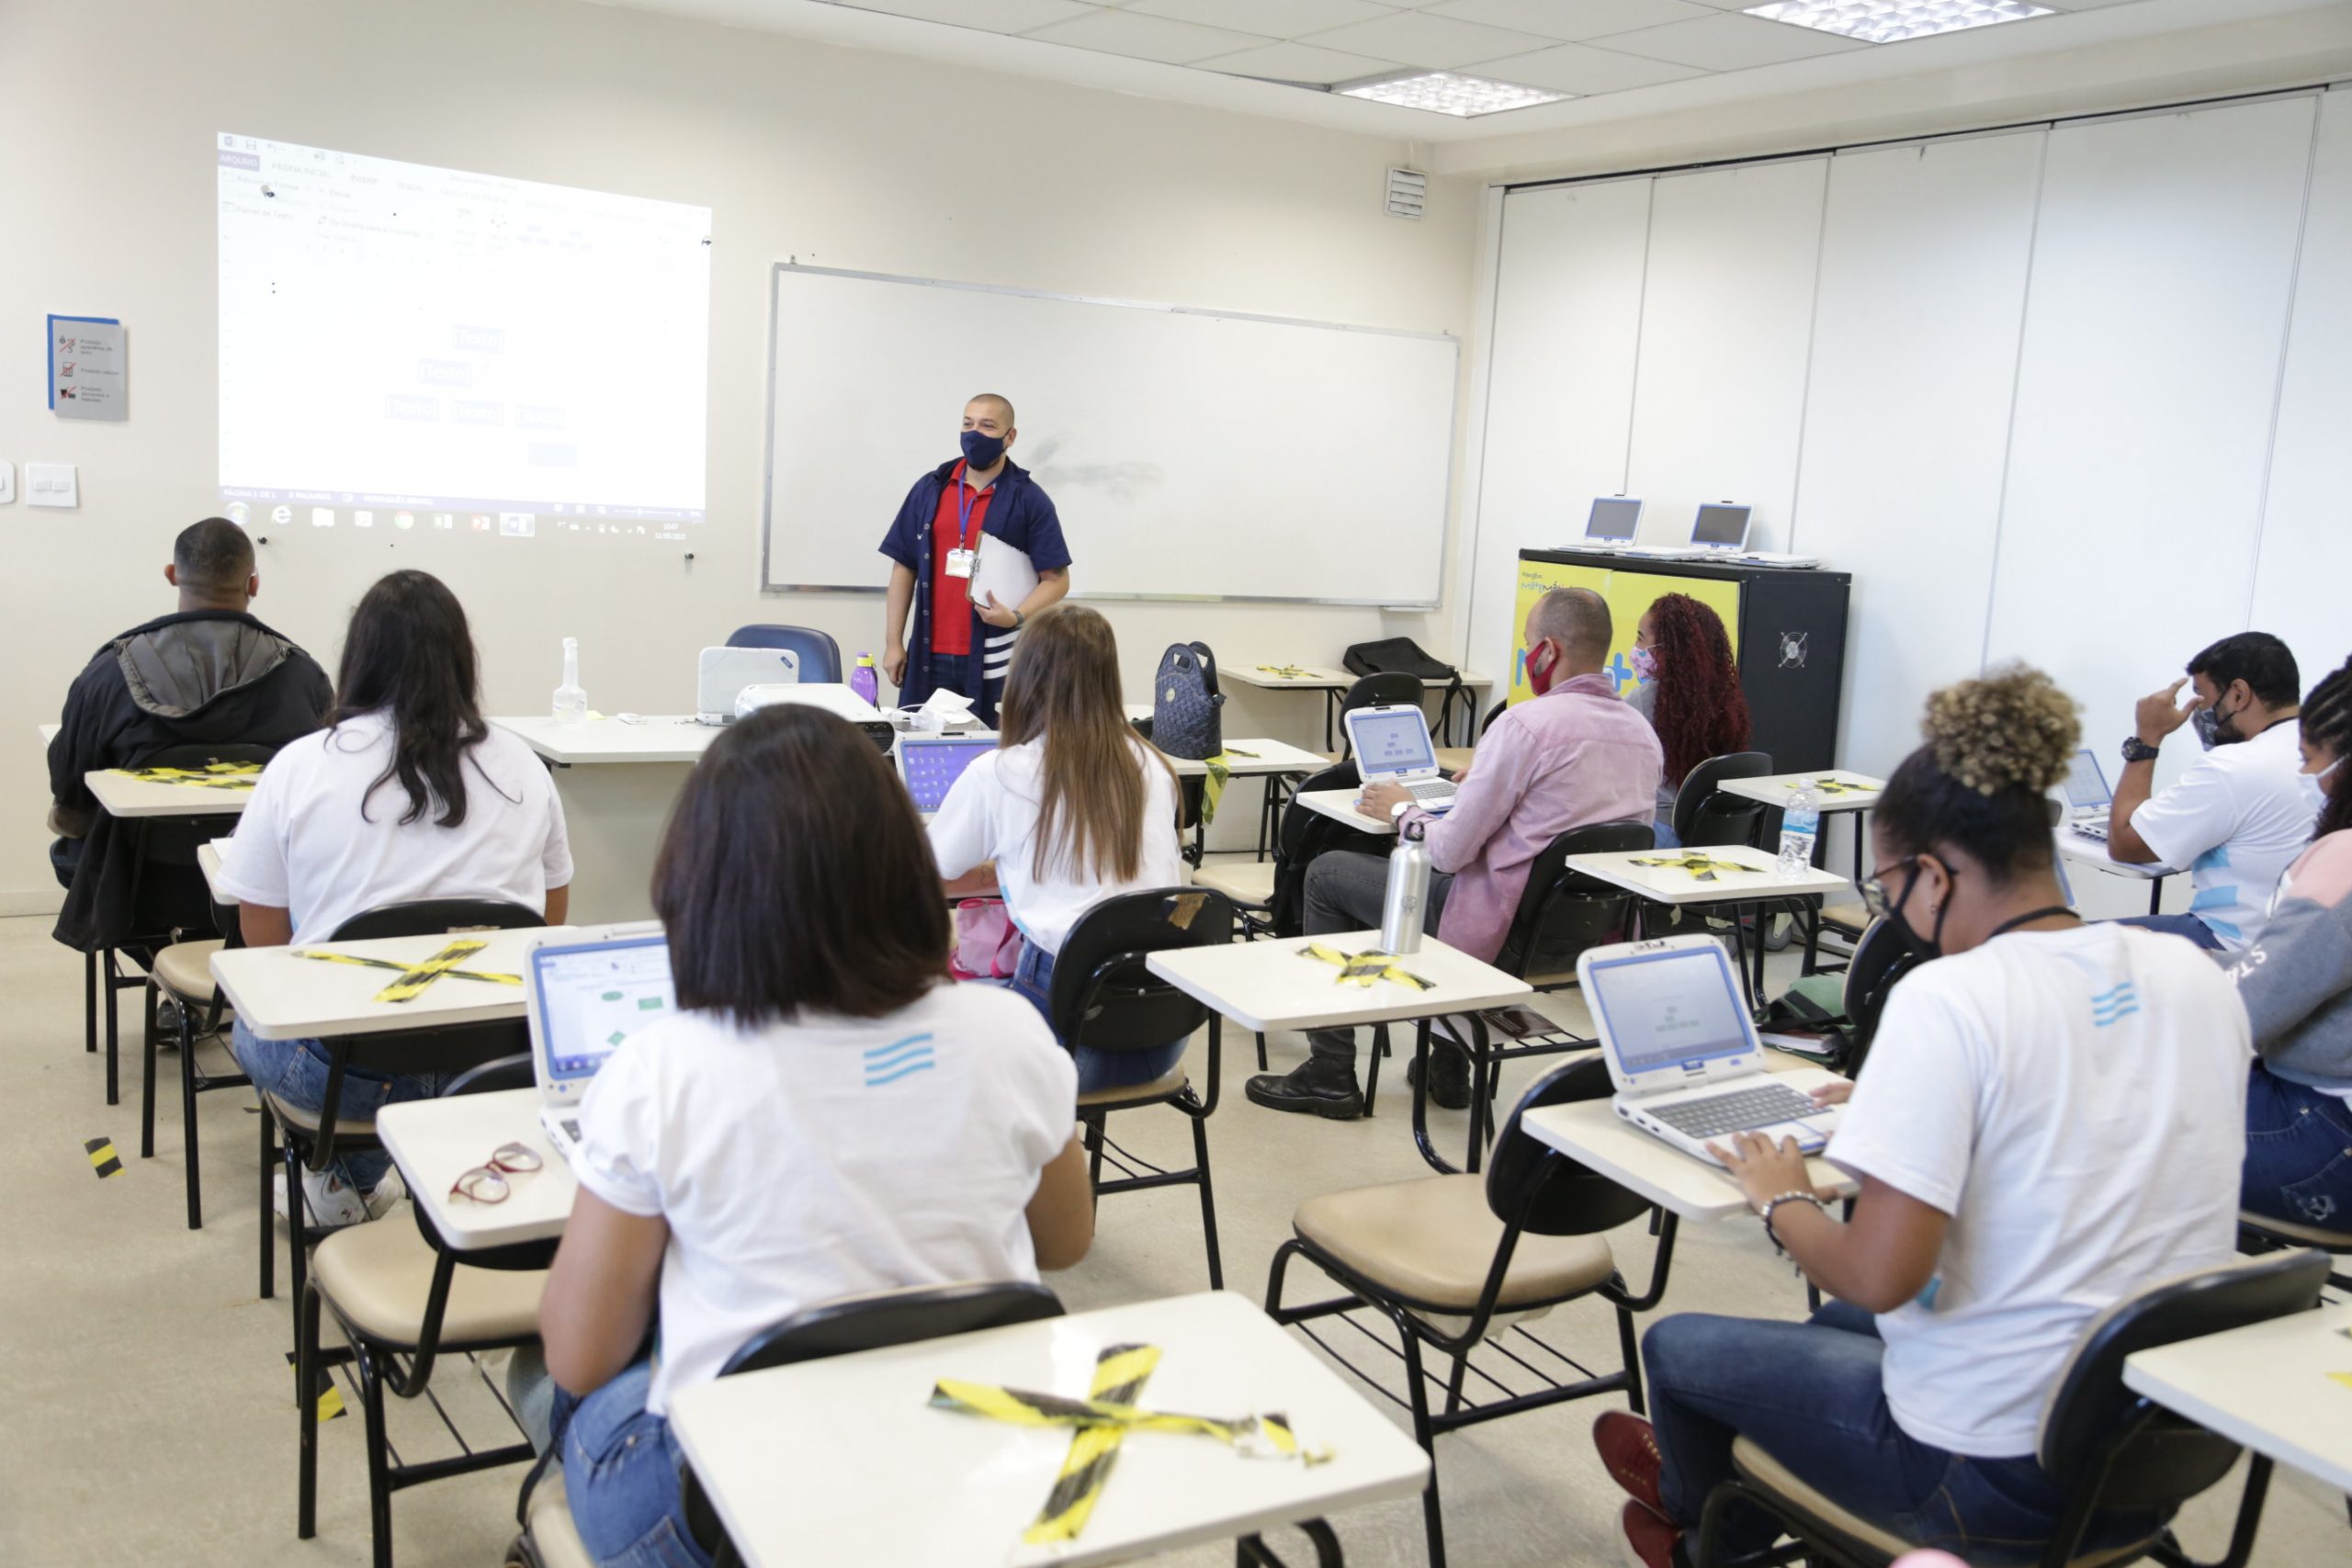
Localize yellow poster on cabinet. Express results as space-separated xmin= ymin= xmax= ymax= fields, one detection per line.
xmin=1506 ymin=560 xmax=1744 ymax=706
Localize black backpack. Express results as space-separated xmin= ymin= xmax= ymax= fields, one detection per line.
xmin=1152 ymin=642 xmax=1226 ymax=761
xmin=1344 ymin=637 xmax=1466 ymax=739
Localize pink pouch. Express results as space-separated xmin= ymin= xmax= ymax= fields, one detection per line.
xmin=951 ymin=900 xmax=1023 ymax=981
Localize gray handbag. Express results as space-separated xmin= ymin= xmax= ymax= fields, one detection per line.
xmin=1151 ymin=641 xmax=1226 ymax=761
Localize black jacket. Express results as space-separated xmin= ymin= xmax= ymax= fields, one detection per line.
xmin=50 ymin=609 xmax=333 ymax=952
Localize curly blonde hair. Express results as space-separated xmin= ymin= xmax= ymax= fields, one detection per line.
xmin=1920 ymin=664 xmax=2082 ymax=797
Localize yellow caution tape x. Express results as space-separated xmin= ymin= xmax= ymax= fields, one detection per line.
xmin=1199 ymin=754 xmax=1230 ymax=828
xmin=931 ymin=1379 xmax=1329 ymax=1465
xmin=112 ymin=761 xmax=262 ymax=790
xmin=1254 ymin=664 xmax=1311 ymax=680
xmin=85 ymin=1137 xmax=121 ymax=1179
xmin=1627 ymin=852 xmax=1757 ymax=883
xmin=1301 ymin=942 xmax=1433 ymax=991
xmin=291 ymin=940 xmax=518 ymax=1003
xmin=1022 ymin=1343 xmax=1159 ymax=1546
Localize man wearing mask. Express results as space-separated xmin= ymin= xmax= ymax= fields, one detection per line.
xmin=877 ymin=394 xmax=1071 ymax=728
xmin=2107 ymin=631 xmax=2312 ymax=952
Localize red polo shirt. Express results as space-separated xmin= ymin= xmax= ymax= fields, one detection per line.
xmin=929 ymin=461 xmax=995 ymax=657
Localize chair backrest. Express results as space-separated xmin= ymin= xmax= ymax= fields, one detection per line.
xmin=1838 ymin=916 xmax=1919 ymax=1079
xmin=1485 ymin=1059 xmax=1653 ymax=1237
xmin=1046 ymin=888 xmax=1235 ymax=1054
xmin=1275 ymin=761 xmax=1362 ymax=863
xmin=719 ymin=1280 xmax=1066 ymax=1377
xmin=444 ymin=1051 xmax=536 ymax=1097
xmin=1672 ymin=750 xmax=1774 ymax=848
xmin=329 ymin=898 xmax=546 ymax=942
xmin=1494 ymin=819 xmax=1657 ymax=979
xmin=725 ymin=624 xmax=843 ymax=683
xmin=2036 ymin=1249 xmax=2327 ymax=1505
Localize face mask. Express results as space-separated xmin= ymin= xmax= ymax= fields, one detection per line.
xmin=2194 ymin=691 xmax=2244 ymax=750
xmin=960 ymin=429 xmax=1007 ymax=469
xmin=2301 ymin=759 xmax=2342 ymax=815
xmin=1890 ymin=861 xmax=1951 ymax=964
xmin=1628 ymin=646 xmax=1657 ymax=682
xmin=1525 ymin=639 xmax=1561 ymax=696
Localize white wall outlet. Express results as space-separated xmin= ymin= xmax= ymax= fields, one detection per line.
xmin=26 ymin=462 xmax=77 ymax=508
xmin=0 ymin=461 xmax=14 ymax=504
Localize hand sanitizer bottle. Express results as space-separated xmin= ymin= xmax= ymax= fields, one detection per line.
xmin=552 ymin=637 xmax=588 ymax=724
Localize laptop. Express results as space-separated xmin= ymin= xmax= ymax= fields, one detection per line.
xmin=1578 ymin=934 xmax=1840 ymax=1165
xmin=524 ymin=924 xmax=674 ymax=1163
xmin=2062 ymin=747 xmax=2114 ymax=841
xmin=1581 ymin=496 xmax=1643 ymax=550
xmin=1345 ymin=704 xmax=1458 ymax=812
xmin=897 ymin=733 xmax=997 ymax=819
xmin=696 ymin=646 xmax=798 ymax=726
xmin=1690 ymin=502 xmax=1754 ymax=554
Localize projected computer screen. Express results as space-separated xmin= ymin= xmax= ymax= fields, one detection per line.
xmin=217 ymin=133 xmax=710 ymax=539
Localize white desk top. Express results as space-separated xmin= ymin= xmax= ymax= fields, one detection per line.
xmin=1295 ymin=788 xmax=1396 ymax=836
xmin=492 ymin=714 xmax=721 ymax=765
xmin=1566 ymin=843 xmax=1848 ymax=907
xmin=84 ymin=767 xmax=254 ymax=818
xmin=1222 ymin=665 xmax=1492 ymax=693
xmin=1148 ymin=931 xmax=1528 ymax=1032
xmin=211 ymin=925 xmax=561 ymax=1041
xmin=1166 ymin=738 xmax=1329 ymax=778
xmin=2123 ymin=1303 xmax=2352 ymax=1495
xmin=1717 ymin=772 xmax=1885 ymax=813
xmin=39 ymin=721 xmax=60 ymax=746
xmin=1521 ymin=1063 xmax=1856 ymax=1221
xmin=2054 ymin=827 xmax=2174 ymax=881
xmin=198 ymin=840 xmax=235 ymax=906
xmin=377 ymin=1087 xmax=577 ymax=1251
xmin=668 ymin=1290 xmax=1431 ymax=1568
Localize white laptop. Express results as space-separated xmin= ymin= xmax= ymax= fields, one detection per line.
xmin=2062 ymin=747 xmax=2114 ymax=841
xmin=697 ymin=646 xmax=798 ymax=726
xmin=896 ymin=733 xmax=997 ymax=820
xmin=1345 ymin=704 xmax=1457 ymax=813
xmin=524 ymin=924 xmax=674 ymax=1163
xmin=1578 ymin=934 xmax=1840 ymax=1165
xmin=1690 ymin=502 xmax=1754 ymax=554
xmin=1580 ymin=496 xmax=1643 ymax=551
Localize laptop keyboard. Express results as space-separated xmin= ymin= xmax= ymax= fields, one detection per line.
xmin=1648 ymin=1082 xmax=1824 ymax=1140
xmin=1408 ymin=779 xmax=1457 ymax=802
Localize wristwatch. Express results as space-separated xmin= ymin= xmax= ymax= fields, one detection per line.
xmin=1012 ymin=609 xmax=1025 ymax=630
xmin=1389 ymin=799 xmax=1414 ymax=821
xmin=2120 ymin=736 xmax=2161 ymax=764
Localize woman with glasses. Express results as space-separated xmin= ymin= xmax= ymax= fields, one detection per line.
xmin=1591 ymin=665 xmax=2248 ymax=1568
xmin=1623 ymin=593 xmax=1750 ymax=848
xmin=528 ymin=705 xmax=1094 ymax=1568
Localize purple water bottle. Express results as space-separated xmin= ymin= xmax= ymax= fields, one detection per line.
xmin=850 ymin=652 xmax=879 ymax=708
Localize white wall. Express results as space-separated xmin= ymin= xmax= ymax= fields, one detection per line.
xmin=0 ymin=0 xmax=1480 ymax=911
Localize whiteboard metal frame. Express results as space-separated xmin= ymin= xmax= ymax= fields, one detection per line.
xmin=759 ymin=262 xmax=1461 ymax=607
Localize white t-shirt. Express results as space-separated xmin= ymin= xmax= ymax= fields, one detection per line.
xmin=926 ymin=737 xmax=1183 ymax=954
xmin=215 ymin=713 xmax=572 ymax=947
xmin=2131 ymin=720 xmax=2314 ymax=950
xmin=1826 ymin=923 xmax=2247 ymax=1457
xmin=571 ymin=983 xmax=1078 ymax=1417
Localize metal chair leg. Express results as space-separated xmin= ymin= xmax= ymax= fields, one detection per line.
xmin=181 ymin=1001 xmax=204 ymax=1229
xmin=259 ymin=1102 xmax=277 ymax=1300
xmin=141 ymin=983 xmax=162 ymax=1159
xmin=1191 ymin=1111 xmax=1223 ymax=1290
xmin=298 ymin=1281 xmax=323 ymax=1538
xmin=85 ymin=948 xmax=97 ymax=1055
xmin=105 ymin=950 xmax=122 ymax=1105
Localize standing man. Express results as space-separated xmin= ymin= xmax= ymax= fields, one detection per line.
xmin=878 ymin=394 xmax=1070 ymax=727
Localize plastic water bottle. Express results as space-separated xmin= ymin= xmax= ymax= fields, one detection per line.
xmin=849 ymin=651 xmax=879 ymax=709
xmin=551 ymin=637 xmax=588 ymax=724
xmin=1381 ymin=820 xmax=1431 ymax=956
xmin=1778 ymin=782 xmax=1819 ymax=874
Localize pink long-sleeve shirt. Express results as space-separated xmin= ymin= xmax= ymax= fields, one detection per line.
xmin=1402 ymin=671 xmax=1664 ymax=964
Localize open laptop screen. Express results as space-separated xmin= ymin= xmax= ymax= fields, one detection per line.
xmin=1586 ymin=497 xmax=1641 ymax=542
xmin=1589 ymin=946 xmax=1752 ymax=1077
xmin=1350 ymin=708 xmax=1437 ymax=777
xmin=899 ymin=736 xmax=998 ymax=815
xmin=1690 ymin=504 xmax=1751 ymax=548
xmin=530 ymin=935 xmax=675 ymax=1084
xmin=2062 ymin=748 xmax=2111 ymax=811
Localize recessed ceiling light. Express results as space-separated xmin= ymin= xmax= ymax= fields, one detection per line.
xmin=1745 ymin=0 xmax=2053 ymax=44
xmin=1335 ymin=71 xmax=1568 ymax=118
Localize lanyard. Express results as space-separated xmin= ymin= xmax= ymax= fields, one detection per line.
xmin=1986 ymin=906 xmax=2078 ymax=940
xmin=955 ymin=471 xmax=985 ymax=552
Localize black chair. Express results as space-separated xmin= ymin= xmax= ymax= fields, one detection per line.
xmin=1195 ymin=761 xmax=1359 ymax=947
xmin=2237 ymin=1212 xmax=2352 ymax=1292
xmin=298 ymin=1054 xmax=553 ymax=1568
xmin=1432 ymin=699 xmax=1506 ymax=776
xmin=724 ymin=623 xmax=843 ymax=682
xmin=1048 ymin=889 xmax=1236 ymax=1288
xmin=1836 ymin=916 xmax=1918 ymax=1082
xmin=259 ymin=898 xmax=545 ymax=1323
xmin=1329 ymin=672 xmax=1424 ymax=761
xmin=1693 ymin=1248 xmax=2331 ymax=1568
xmin=1267 ymin=1059 xmax=1673 ymax=1568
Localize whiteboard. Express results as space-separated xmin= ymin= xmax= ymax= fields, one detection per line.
xmin=761 ymin=265 xmax=1459 ymax=604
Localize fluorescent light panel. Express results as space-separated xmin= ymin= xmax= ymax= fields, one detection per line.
xmin=1744 ymin=0 xmax=2053 ymax=44
xmin=1337 ymin=71 xmax=1566 ymax=118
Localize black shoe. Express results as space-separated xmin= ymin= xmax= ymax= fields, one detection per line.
xmin=1408 ymin=1046 xmax=1472 ymax=1111
xmin=1246 ymin=1058 xmax=1365 ymax=1119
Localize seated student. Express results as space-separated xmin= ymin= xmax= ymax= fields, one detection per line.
xmin=1246 ymin=587 xmax=1663 ymax=1119
xmin=217 ymin=570 xmax=571 ymax=1225
xmin=2107 ymin=631 xmax=2311 ymax=952
xmin=925 ymin=604 xmax=1188 ymax=1095
xmin=1623 ymin=593 xmax=1752 ymax=849
xmin=1593 ymin=666 xmax=2247 ymax=1568
xmin=2232 ymin=653 xmax=2352 ymax=1231
xmin=48 ymin=516 xmax=332 ymax=953
xmin=526 ymin=704 xmax=1092 ymax=1568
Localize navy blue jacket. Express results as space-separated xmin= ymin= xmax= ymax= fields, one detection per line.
xmin=878 ymin=457 xmax=1070 ymax=707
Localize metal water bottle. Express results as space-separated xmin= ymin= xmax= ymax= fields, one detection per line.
xmin=1381 ymin=818 xmax=1431 ymax=955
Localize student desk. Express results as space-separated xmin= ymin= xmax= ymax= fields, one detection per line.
xmin=198 ymin=840 xmax=234 ymax=906
xmin=378 ymin=1087 xmax=576 ymax=1250
xmin=210 ymin=925 xmax=560 ymax=1041
xmin=2121 ymin=1303 xmax=2352 ymax=1497
xmin=1717 ymin=771 xmax=1883 ymax=886
xmin=39 ymin=721 xmax=60 ymax=745
xmin=1564 ymin=844 xmax=1849 ymax=1007
xmin=667 ymin=1290 xmax=1432 ymax=1568
xmin=1295 ymin=788 xmax=1396 ymax=836
xmin=489 ymin=716 xmax=718 ymax=924
xmin=1148 ymin=931 xmax=1532 ymax=1173
xmin=2054 ymin=827 xmax=2175 ymax=918
xmin=1166 ymin=738 xmax=1330 ymax=861
xmin=83 ymin=768 xmax=254 ymax=819
xmin=1224 ymin=664 xmax=1493 ymax=750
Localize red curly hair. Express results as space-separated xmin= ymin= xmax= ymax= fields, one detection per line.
xmin=1646 ymin=593 xmax=1750 ymax=785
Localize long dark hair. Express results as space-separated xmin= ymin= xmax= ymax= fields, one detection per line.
xmin=2301 ymin=656 xmax=2352 ymax=841
xmin=997 ymin=604 xmax=1175 ymax=882
xmin=1876 ymin=664 xmax=2079 ymax=882
xmin=1647 ymin=593 xmax=1750 ymax=784
xmin=329 ymin=570 xmax=500 ymax=828
xmin=654 ymin=705 xmax=948 ymax=1025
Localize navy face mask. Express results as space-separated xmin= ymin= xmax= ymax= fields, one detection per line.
xmin=960 ymin=429 xmax=1007 ymax=468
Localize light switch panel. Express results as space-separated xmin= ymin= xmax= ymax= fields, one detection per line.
xmin=27 ymin=462 xmax=77 ymax=508
xmin=0 ymin=461 xmax=14 ymax=504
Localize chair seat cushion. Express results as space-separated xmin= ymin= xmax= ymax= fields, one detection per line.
xmin=311 ymin=1205 xmax=547 ymax=1347
xmin=524 ymin=1469 xmax=599 ymax=1568
xmin=152 ymin=940 xmax=223 ymax=1002
xmin=265 ymin=1091 xmax=377 ymax=1141
xmin=1730 ymin=1438 xmax=2154 ymax=1568
xmin=1078 ymin=1064 xmax=1190 ymax=1110
xmin=1192 ymin=862 xmax=1276 ymax=907
xmin=1819 ymin=901 xmax=1869 ymax=934
xmin=1292 ymin=1174 xmax=1615 ymax=1312
xmin=2238 ymin=1209 xmax=2352 ymax=1247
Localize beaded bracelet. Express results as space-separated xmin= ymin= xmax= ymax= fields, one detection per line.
xmin=1758 ymin=1190 xmax=1826 ymax=1256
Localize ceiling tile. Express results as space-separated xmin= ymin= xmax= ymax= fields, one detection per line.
xmin=1126 ymin=0 xmax=1393 ymax=36
xmin=836 ymin=0 xmax=1098 ymax=31
xmin=1596 ymin=10 xmax=1871 ymax=66
xmin=1424 ymin=0 xmax=1716 ymax=40
xmin=1471 ymin=39 xmax=1708 ymax=91
xmin=1021 ymin=7 xmax=1274 ymax=62
xmin=1194 ymin=39 xmax=1408 ymax=83
xmin=1299 ymin=9 xmax=1561 ymax=66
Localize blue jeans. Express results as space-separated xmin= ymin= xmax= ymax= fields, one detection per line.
xmin=230 ymin=1018 xmax=442 ymax=1193
xmin=551 ymin=1359 xmax=712 ymax=1568
xmin=2244 ymin=1060 xmax=2352 ymax=1229
xmin=1651 ymin=817 xmax=1682 ymax=850
xmin=1645 ymin=1302 xmax=2165 ymax=1564
xmin=1010 ymin=942 xmax=1189 ymax=1096
xmin=2114 ymin=912 xmax=2223 ymax=951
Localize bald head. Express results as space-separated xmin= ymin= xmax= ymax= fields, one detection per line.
xmin=1527 ymin=587 xmax=1611 ymax=675
xmin=966 ymin=393 xmax=1015 ymax=430
xmin=168 ymin=517 xmax=257 ymax=611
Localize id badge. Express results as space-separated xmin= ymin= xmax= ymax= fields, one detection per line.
xmin=944 ymin=547 xmax=976 ymax=580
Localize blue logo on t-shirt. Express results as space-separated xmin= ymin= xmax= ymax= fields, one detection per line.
xmin=2089 ymin=983 xmax=2140 ymax=1029
xmin=864 ymin=1032 xmax=934 ymax=1087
